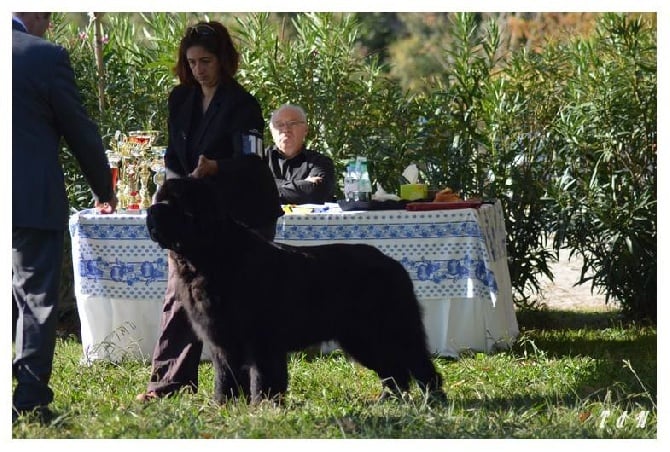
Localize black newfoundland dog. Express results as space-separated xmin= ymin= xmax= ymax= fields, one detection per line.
xmin=146 ymin=177 xmax=445 ymax=404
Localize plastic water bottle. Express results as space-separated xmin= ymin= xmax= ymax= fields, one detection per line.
xmin=344 ymin=160 xmax=357 ymax=202
xmin=343 ymin=157 xmax=372 ymax=202
xmin=357 ymin=157 xmax=372 ymax=202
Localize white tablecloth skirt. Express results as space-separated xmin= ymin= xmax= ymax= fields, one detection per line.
xmin=70 ymin=202 xmax=518 ymax=362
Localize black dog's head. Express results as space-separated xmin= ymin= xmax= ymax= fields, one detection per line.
xmin=146 ymin=178 xmax=223 ymax=255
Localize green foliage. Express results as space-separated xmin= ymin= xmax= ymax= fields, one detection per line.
xmin=547 ymin=13 xmax=657 ymax=320
xmin=12 ymin=312 xmax=657 ymax=438
xmin=409 ymin=14 xmax=559 ymax=307
xmin=406 ymin=13 xmax=657 ymax=317
xmin=353 ymin=12 xmax=403 ymax=62
xmin=423 ymin=12 xmax=502 ymax=196
xmin=235 ymin=12 xmax=414 ymax=191
xmin=47 ymin=12 xmax=656 ymax=319
xmin=98 ymin=13 xmax=180 ymax=134
xmin=388 ymin=13 xmax=459 ymax=94
xmin=479 ymin=36 xmax=568 ymax=306
xmin=49 ymin=12 xmax=179 ymax=211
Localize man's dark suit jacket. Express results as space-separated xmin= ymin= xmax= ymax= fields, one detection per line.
xmin=12 ymin=23 xmax=113 ymax=231
xmin=164 ymin=80 xmax=283 ymax=228
xmin=267 ymin=146 xmax=336 ymax=204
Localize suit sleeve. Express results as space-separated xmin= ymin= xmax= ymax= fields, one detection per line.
xmin=216 ymin=91 xmax=265 ymax=168
xmin=50 ymin=46 xmax=113 ymax=203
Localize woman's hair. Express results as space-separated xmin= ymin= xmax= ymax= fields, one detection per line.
xmin=174 ymin=21 xmax=239 ymax=86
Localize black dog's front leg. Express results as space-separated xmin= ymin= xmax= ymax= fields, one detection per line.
xmin=248 ymin=351 xmax=289 ymax=405
xmin=210 ymin=347 xmax=247 ymax=404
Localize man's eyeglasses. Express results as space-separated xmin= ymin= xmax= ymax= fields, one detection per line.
xmin=188 ymin=24 xmax=216 ymax=38
xmin=272 ymin=120 xmax=306 ymax=130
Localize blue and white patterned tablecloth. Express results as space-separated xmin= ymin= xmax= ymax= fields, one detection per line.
xmin=69 ymin=211 xmax=168 ymax=301
xmin=275 ymin=206 xmax=508 ymax=304
xmin=69 ymin=202 xmax=518 ymax=361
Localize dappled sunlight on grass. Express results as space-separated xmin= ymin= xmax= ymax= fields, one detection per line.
xmin=12 ymin=309 xmax=656 ymax=438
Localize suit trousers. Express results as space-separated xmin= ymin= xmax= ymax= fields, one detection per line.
xmin=12 ymin=227 xmax=64 ymax=410
xmin=146 ymin=220 xmax=277 ymax=396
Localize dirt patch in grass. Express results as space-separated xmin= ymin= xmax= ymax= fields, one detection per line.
xmin=535 ymin=251 xmax=620 ymax=313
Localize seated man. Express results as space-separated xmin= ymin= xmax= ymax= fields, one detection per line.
xmin=266 ymin=104 xmax=335 ymax=204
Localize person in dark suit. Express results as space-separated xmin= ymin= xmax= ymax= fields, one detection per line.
xmin=267 ymin=104 xmax=336 ymax=204
xmin=12 ymin=12 xmax=117 ymax=422
xmin=136 ymin=21 xmax=283 ymax=402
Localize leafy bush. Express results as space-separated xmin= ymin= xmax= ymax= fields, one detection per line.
xmin=548 ymin=14 xmax=657 ymax=320
xmin=406 ymin=14 xmax=560 ymax=306
xmin=235 ymin=12 xmax=419 ymax=192
xmin=49 ymin=12 xmax=180 ymax=211
xmin=45 ymin=12 xmax=656 ymax=320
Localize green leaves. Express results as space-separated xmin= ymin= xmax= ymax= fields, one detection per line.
xmin=235 ymin=13 xmax=414 ymax=193
xmin=546 ymin=13 xmax=656 ymax=320
xmin=46 ymin=12 xmax=656 ymax=320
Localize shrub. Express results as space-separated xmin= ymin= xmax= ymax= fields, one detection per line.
xmin=410 ymin=14 xmax=560 ymax=306
xmin=548 ymin=14 xmax=657 ymax=320
xmin=45 ymin=12 xmax=656 ymax=320
xmin=235 ymin=12 xmax=418 ymax=193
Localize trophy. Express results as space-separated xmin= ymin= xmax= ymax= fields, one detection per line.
xmin=108 ymin=130 xmax=160 ymax=211
xmin=150 ymin=146 xmax=167 ymax=200
xmin=106 ymin=150 xmax=121 ymax=194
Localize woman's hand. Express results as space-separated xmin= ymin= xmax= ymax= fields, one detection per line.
xmin=305 ymin=175 xmax=323 ymax=184
xmin=189 ymin=155 xmax=219 ymax=179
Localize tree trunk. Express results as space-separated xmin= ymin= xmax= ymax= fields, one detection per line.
xmin=92 ymin=12 xmax=105 ymax=114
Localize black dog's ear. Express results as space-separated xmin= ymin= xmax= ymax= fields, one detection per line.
xmin=157 ymin=177 xmax=208 ymax=203
xmin=155 ymin=178 xmax=192 ymax=202
xmin=154 ymin=179 xmax=172 ymax=203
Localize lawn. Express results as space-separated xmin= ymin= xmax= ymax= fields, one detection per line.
xmin=11 ymin=309 xmax=656 ymax=439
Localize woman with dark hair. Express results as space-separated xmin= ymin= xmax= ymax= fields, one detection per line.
xmin=136 ymin=21 xmax=283 ymax=402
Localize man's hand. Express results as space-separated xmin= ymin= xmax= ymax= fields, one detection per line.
xmin=190 ymin=155 xmax=219 ymax=179
xmin=95 ymin=193 xmax=118 ymax=214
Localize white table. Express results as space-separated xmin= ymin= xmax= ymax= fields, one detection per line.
xmin=68 ymin=202 xmax=518 ymax=362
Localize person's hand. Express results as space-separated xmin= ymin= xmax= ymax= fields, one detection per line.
xmin=190 ymin=155 xmax=219 ymax=179
xmin=305 ymin=175 xmax=323 ymax=184
xmin=95 ymin=193 xmax=118 ymax=214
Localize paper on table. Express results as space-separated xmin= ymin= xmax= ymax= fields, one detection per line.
xmin=282 ymin=202 xmax=341 ymax=214
xmin=372 ymin=184 xmax=401 ymax=201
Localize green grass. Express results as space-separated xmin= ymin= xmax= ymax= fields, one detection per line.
xmin=12 ymin=310 xmax=656 ymax=439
